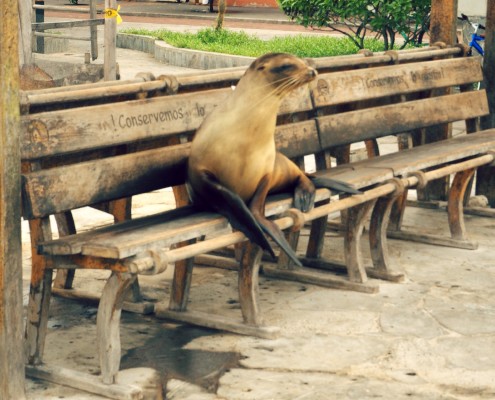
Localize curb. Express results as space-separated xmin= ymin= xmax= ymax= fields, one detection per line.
xmin=117 ymin=33 xmax=255 ymax=69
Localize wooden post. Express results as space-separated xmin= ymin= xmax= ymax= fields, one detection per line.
xmin=476 ymin=0 xmax=495 ymax=206
xmin=18 ymin=0 xmax=33 ymax=64
xmin=90 ymin=0 xmax=98 ymax=60
xmin=104 ymin=0 xmax=117 ymax=80
xmin=421 ymin=0 xmax=458 ymax=201
xmin=482 ymin=0 xmax=495 ymax=129
xmin=1 ymin=0 xmax=26 ymax=398
xmin=34 ymin=1 xmax=45 ymax=54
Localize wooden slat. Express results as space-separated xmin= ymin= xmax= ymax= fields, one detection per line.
xmin=341 ymin=129 xmax=495 ymax=177
xmin=318 ymin=91 xmax=489 ymax=149
xmin=275 ymin=120 xmax=321 ymax=159
xmin=26 ymin=364 xmax=143 ymax=400
xmin=22 ymin=143 xmax=190 ymax=219
xmin=38 ymin=206 xmax=198 ymax=255
xmin=313 ymin=165 xmax=395 ymax=189
xmin=21 ymin=89 xmax=228 ymax=160
xmin=41 ymin=190 xmax=330 ymax=259
xmin=154 ymin=307 xmax=280 ymax=339
xmin=312 ymin=57 xmax=483 ymax=108
xmin=21 ymin=85 xmax=312 ymax=160
xmin=32 ymin=18 xmax=104 ymax=31
xmin=81 ymin=213 xmax=229 ymax=259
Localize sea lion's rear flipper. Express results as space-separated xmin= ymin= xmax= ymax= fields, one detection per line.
xmin=309 ymin=175 xmax=362 ymax=195
xmin=194 ymin=170 xmax=277 ymax=258
xmin=251 ymin=175 xmax=303 ymax=268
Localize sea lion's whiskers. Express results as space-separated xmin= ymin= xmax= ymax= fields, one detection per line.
xmin=244 ymin=79 xmax=294 ymax=112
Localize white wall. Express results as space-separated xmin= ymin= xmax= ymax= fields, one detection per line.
xmin=458 ymin=0 xmax=486 ymax=17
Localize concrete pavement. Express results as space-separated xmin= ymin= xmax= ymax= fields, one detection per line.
xmin=25 ymin=4 xmax=495 ymax=400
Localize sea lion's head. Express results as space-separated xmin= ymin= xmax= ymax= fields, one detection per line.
xmin=246 ymin=53 xmax=317 ymax=97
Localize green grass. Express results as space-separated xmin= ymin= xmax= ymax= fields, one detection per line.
xmin=120 ymin=27 xmax=390 ymax=57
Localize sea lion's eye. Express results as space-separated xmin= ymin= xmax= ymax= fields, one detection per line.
xmin=270 ymin=64 xmax=296 ymax=74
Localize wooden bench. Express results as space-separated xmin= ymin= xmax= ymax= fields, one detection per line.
xmin=21 ymin=44 xmax=495 ymax=398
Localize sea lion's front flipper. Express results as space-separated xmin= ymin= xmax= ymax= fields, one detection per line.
xmin=250 ymin=175 xmax=303 ymax=268
xmin=193 ymin=170 xmax=276 ymax=258
xmin=309 ymin=175 xmax=362 ymax=195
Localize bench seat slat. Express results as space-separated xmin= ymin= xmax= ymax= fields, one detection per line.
xmin=312 ymin=57 xmax=483 ymax=108
xmin=315 ymin=130 xmax=495 ymax=186
xmin=317 ymin=91 xmax=489 ymax=149
xmin=39 ymin=190 xmax=332 ymax=259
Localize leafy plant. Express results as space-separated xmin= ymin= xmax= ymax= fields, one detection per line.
xmin=277 ymin=0 xmax=430 ymax=50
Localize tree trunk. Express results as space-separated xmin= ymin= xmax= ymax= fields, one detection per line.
xmin=216 ymin=0 xmax=226 ymax=31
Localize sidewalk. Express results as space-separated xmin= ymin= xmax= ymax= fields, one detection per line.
xmin=26 ymin=5 xmax=495 ymax=400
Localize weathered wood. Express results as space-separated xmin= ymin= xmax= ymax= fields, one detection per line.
xmin=310 ymin=45 xmax=462 ymax=73
xmin=90 ymin=0 xmax=98 ymax=60
xmin=169 ymin=240 xmax=196 ymax=311
xmin=387 ymin=230 xmax=477 ymax=250
xmin=154 ymin=307 xmax=280 ymax=339
xmin=53 ymin=212 xmax=76 ymax=289
xmin=312 ymin=57 xmax=482 ymax=108
xmin=430 ymin=0 xmax=458 ymax=45
xmin=298 ymin=257 xmax=404 ymax=283
xmin=26 ymin=364 xmax=144 ymax=400
xmin=317 ymin=91 xmax=489 ymax=149
xmin=22 ymin=144 xmax=190 ymax=219
xmin=262 ymin=264 xmax=379 ymax=293
xmin=423 ymin=0 xmax=458 ymax=201
xmin=369 ymin=192 xmax=401 ymax=273
xmin=318 ymin=130 xmax=495 ymax=180
xmin=25 ymin=218 xmax=54 ymax=365
xmin=32 ymin=18 xmax=104 ymax=31
xmin=0 ymin=0 xmax=25 ymax=396
xmin=18 ymin=0 xmax=33 ymax=65
xmin=477 ymin=2 xmax=495 ymax=205
xmin=97 ymin=272 xmax=137 ymax=384
xmin=238 ymin=242 xmax=264 ymax=325
xmin=104 ymin=0 xmax=117 ymax=80
xmin=344 ymin=201 xmax=377 ymax=283
xmin=52 ymin=288 xmax=155 ymax=314
xmin=447 ymin=168 xmax=476 ymax=241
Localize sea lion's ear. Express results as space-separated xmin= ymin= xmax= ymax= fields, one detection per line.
xmin=256 ymin=64 xmax=266 ymax=71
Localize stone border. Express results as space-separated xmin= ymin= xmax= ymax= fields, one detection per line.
xmin=117 ymin=33 xmax=254 ymax=70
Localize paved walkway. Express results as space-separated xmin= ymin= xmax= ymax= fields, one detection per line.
xmin=25 ymin=4 xmax=495 ymax=400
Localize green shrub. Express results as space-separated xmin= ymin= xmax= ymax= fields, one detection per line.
xmin=277 ymin=0 xmax=430 ymax=50
xmin=121 ymin=27 xmax=395 ymax=57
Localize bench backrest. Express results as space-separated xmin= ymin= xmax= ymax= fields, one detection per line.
xmin=21 ymin=47 xmax=487 ymax=221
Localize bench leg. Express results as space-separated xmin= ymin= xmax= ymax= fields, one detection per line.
xmin=277 ymin=230 xmax=301 ymax=270
xmin=26 ymin=218 xmax=53 ymax=365
xmin=448 ymin=168 xmax=476 ymax=241
xmin=97 ymin=271 xmax=137 ymax=385
xmin=169 ymin=257 xmax=194 ymax=311
xmin=387 ymin=170 xmax=478 ymax=250
xmin=368 ymin=196 xmax=405 ymax=282
xmin=238 ymin=242 xmax=263 ymax=325
xmin=388 ymin=189 xmax=408 ymax=232
xmin=53 ymin=211 xmax=76 ymax=289
xmin=305 ymin=198 xmax=331 ymax=259
xmin=344 ymin=201 xmax=376 ymax=283
xmin=169 ymin=238 xmax=196 ymax=312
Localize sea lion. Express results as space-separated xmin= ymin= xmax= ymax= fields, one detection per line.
xmin=187 ymin=53 xmax=359 ymax=266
